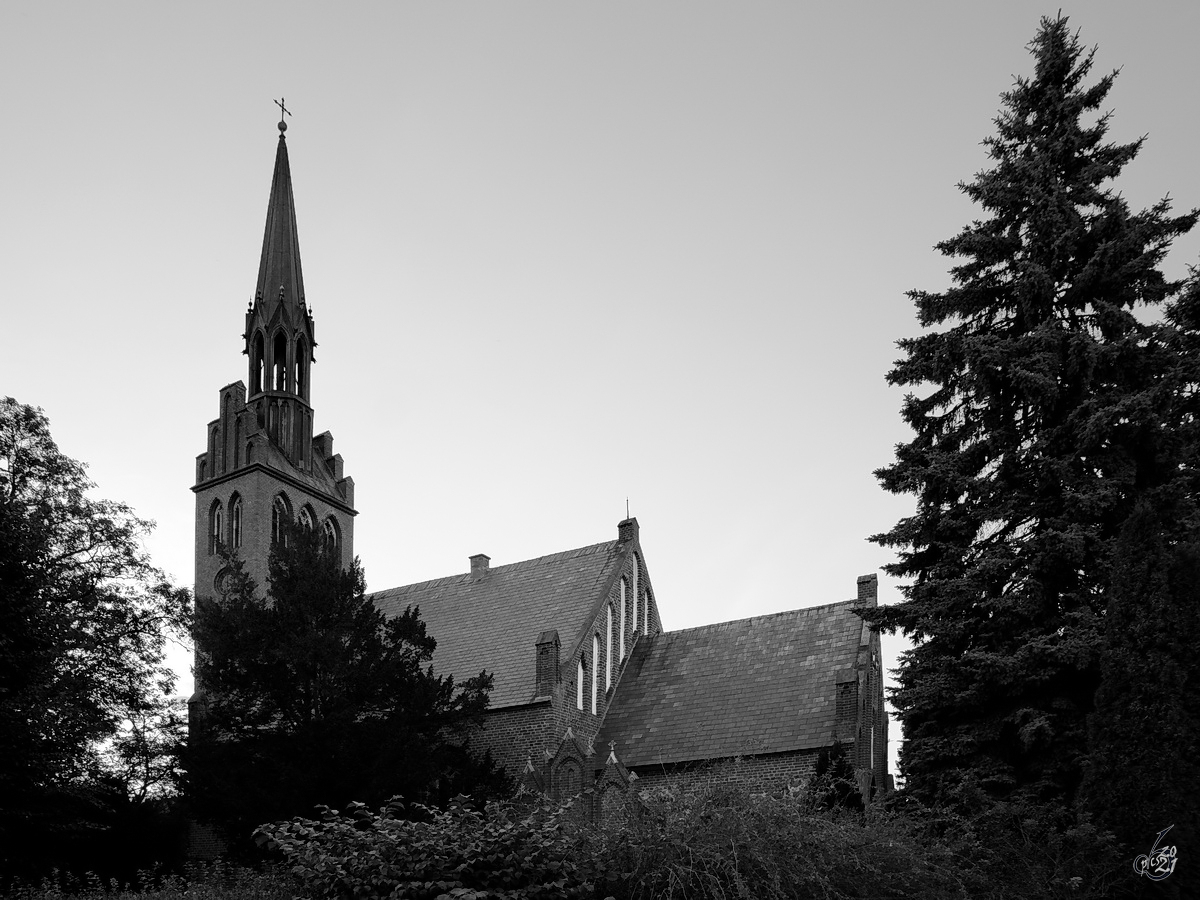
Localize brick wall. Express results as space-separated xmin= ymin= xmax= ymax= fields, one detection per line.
xmin=628 ymin=750 xmax=822 ymax=795
xmin=474 ymin=702 xmax=555 ymax=779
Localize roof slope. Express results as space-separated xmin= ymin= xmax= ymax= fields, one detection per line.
xmin=594 ymin=602 xmax=863 ymax=769
xmin=371 ymin=541 xmax=622 ymax=709
xmin=256 ymin=132 xmax=306 ymax=309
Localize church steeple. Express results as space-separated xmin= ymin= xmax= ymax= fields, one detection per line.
xmin=194 ymin=110 xmax=356 ymax=600
xmin=254 ymin=121 xmax=307 ymax=324
xmin=243 ymin=117 xmax=317 ymax=467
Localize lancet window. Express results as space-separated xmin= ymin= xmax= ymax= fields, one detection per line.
xmin=230 ymin=494 xmax=242 ymax=549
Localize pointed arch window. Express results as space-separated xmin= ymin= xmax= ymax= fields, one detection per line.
xmin=606 ymin=604 xmax=613 ymax=689
xmin=555 ymin=760 xmax=581 ymax=800
xmin=209 ymin=500 xmax=223 ymax=555
xmin=230 ymin=494 xmax=242 ymax=549
xmin=619 ymin=578 xmax=627 ymax=660
xmin=323 ymin=516 xmax=340 ymax=554
xmin=643 ymin=589 xmax=652 ymax=635
xmin=271 ymin=493 xmax=292 ymax=546
xmin=298 ymin=505 xmax=315 ymax=533
xmin=576 ymin=658 xmax=585 ymax=711
xmin=591 ymin=634 xmax=599 ymax=714
xmin=295 ymin=337 xmax=308 ymax=401
xmin=251 ymin=332 xmax=265 ymax=395
xmin=273 ymin=332 xmax=288 ymax=391
xmin=631 ymin=566 xmax=639 ymax=644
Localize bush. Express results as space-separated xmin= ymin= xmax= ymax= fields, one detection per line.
xmin=581 ymin=771 xmax=1127 ymax=900
xmin=254 ymin=794 xmax=592 ymax=900
xmin=2 ymin=861 xmax=292 ymax=900
xmin=581 ymin=775 xmax=984 ymax=900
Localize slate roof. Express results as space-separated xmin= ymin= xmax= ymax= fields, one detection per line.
xmin=594 ymin=602 xmax=864 ymax=769
xmin=370 ymin=541 xmax=623 ymax=709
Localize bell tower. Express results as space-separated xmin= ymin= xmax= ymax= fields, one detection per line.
xmin=192 ymin=113 xmax=356 ymax=603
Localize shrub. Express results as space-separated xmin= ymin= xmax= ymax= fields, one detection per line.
xmin=581 ymin=774 xmax=986 ymax=900
xmin=254 ymin=794 xmax=592 ymax=900
xmin=2 ymin=861 xmax=292 ymax=900
xmin=580 ymin=771 xmax=1126 ymax=900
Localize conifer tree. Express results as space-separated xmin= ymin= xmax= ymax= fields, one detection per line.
xmin=869 ymin=16 xmax=1197 ymax=810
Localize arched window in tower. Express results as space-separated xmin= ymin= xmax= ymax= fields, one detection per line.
xmin=606 ymin=604 xmax=613 ymax=688
xmin=221 ymin=395 xmax=232 ymax=473
xmin=295 ymin=337 xmax=308 ymax=401
xmin=271 ymin=493 xmax=292 ymax=546
xmin=209 ymin=426 xmax=219 ymax=472
xmin=234 ymin=418 xmax=242 ymax=468
xmin=230 ymin=494 xmax=242 ymax=549
xmin=591 ymin=634 xmax=599 ymax=714
xmin=251 ymin=332 xmax=265 ymax=395
xmin=281 ymin=404 xmax=292 ymax=454
xmin=209 ymin=500 xmax=223 ymax=555
xmin=273 ymin=332 xmax=288 ymax=392
xmin=245 ymin=441 xmax=254 ymax=463
xmin=323 ymin=516 xmax=340 ymax=554
xmin=619 ymin=578 xmax=627 ymax=660
xmin=643 ymin=589 xmax=652 ymax=635
xmin=298 ymin=505 xmax=315 ymax=532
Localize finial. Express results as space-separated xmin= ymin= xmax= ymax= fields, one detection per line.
xmin=274 ymin=97 xmax=292 ymax=133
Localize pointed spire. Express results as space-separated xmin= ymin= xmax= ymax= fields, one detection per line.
xmin=255 ymin=127 xmax=305 ymax=315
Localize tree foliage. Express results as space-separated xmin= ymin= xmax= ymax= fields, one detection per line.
xmin=187 ymin=525 xmax=508 ymax=850
xmin=0 ymin=397 xmax=191 ymax=879
xmin=869 ymin=16 xmax=1198 ymax=810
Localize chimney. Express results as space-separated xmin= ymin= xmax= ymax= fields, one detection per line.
xmin=535 ymin=630 xmax=560 ymax=698
xmin=856 ymin=573 xmax=878 ymax=607
xmin=470 ymin=554 xmax=490 ymax=580
xmin=618 ymin=517 xmax=639 ymax=544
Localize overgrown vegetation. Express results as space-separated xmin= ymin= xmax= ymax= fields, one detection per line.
xmin=3 ymin=862 xmax=292 ymax=900
xmin=254 ymin=795 xmax=591 ymax=900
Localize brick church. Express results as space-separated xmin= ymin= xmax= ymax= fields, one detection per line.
xmin=192 ymin=122 xmax=888 ymax=815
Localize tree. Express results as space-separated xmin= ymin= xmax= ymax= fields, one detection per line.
xmin=868 ymin=16 xmax=1197 ymax=811
xmin=0 ymin=397 xmax=191 ymax=879
xmin=1080 ymin=503 xmax=1200 ymax=896
xmin=186 ymin=523 xmax=508 ymax=851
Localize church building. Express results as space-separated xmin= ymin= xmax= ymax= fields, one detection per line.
xmin=193 ymin=122 xmax=888 ymax=819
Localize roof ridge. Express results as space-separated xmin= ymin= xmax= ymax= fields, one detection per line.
xmin=367 ymin=539 xmax=618 ymax=598
xmin=657 ymin=600 xmax=858 ymax=637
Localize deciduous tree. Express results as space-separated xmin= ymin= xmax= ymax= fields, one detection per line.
xmin=0 ymin=397 xmax=190 ymax=878
xmin=187 ymin=524 xmax=507 ymax=850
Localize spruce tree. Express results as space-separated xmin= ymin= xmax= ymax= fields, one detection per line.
xmin=870 ymin=16 xmax=1197 ymax=810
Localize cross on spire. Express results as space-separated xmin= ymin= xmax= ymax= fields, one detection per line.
xmin=274 ymin=97 xmax=292 ymax=132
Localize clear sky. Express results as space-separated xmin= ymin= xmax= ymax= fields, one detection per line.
xmin=3 ymin=3 xmax=1198 ymax=785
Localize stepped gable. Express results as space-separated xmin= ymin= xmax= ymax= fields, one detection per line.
xmin=371 ymin=541 xmax=622 ymax=709
xmin=594 ymin=601 xmax=863 ymax=768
